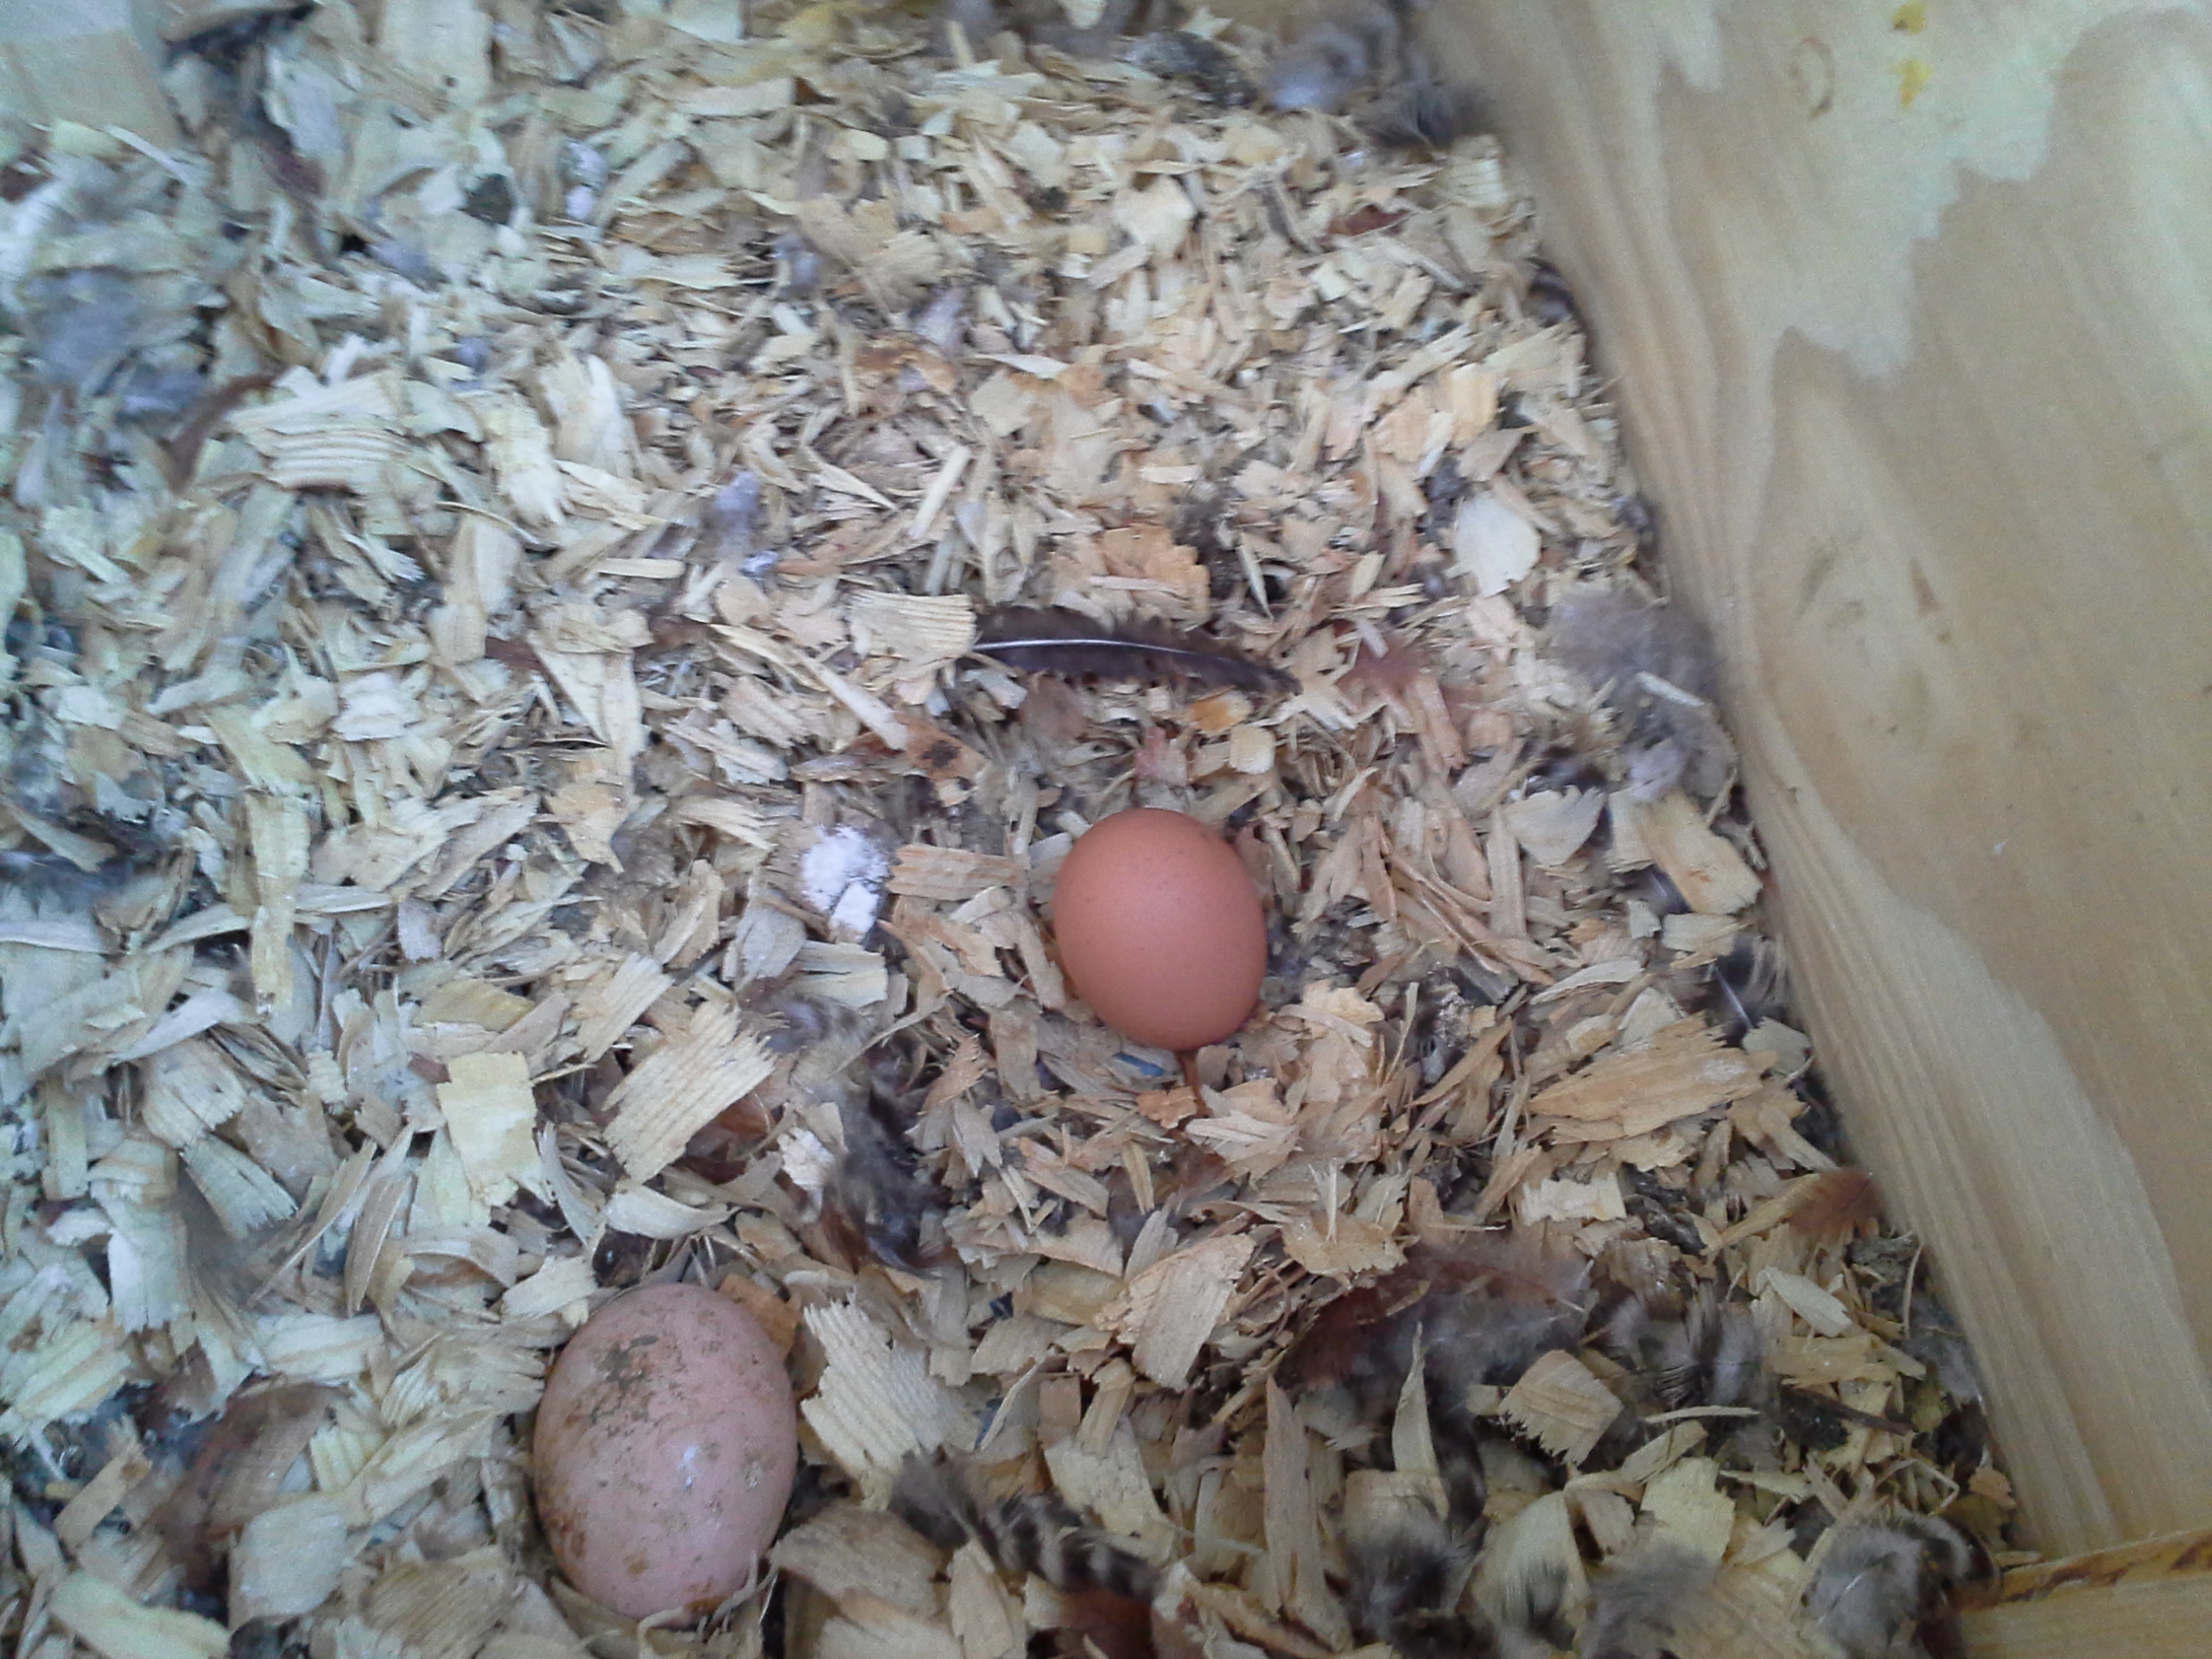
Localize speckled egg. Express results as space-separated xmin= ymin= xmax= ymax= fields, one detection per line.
xmin=1050 ymin=807 xmax=1268 ymax=1052
xmin=533 ymin=1282 xmax=797 ymax=1618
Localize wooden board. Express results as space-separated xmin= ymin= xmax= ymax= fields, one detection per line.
xmin=0 ymin=0 xmax=178 ymax=146
xmin=1961 ymin=1527 xmax=2212 ymax=1657
xmin=1425 ymin=0 xmax=2212 ymax=1554
xmin=1963 ymin=1579 xmax=2212 ymax=1659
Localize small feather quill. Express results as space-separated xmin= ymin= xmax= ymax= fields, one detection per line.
xmin=974 ymin=607 xmax=1294 ymax=694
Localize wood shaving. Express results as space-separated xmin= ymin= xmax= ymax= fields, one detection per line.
xmin=0 ymin=4 xmax=2015 ymax=1657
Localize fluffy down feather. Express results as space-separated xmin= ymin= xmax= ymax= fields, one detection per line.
xmin=1266 ymin=0 xmax=1482 ymax=148
xmin=1342 ymin=1496 xmax=1491 ymax=1659
xmin=1579 ymin=1542 xmax=1714 ymax=1659
xmin=1549 ymin=587 xmax=1736 ymax=801
xmin=1808 ymin=1517 xmax=1971 ymax=1659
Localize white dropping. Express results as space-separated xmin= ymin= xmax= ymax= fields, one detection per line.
xmin=803 ymin=825 xmax=891 ymax=936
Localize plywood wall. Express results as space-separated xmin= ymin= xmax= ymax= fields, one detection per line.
xmin=1427 ymin=0 xmax=2212 ymax=1554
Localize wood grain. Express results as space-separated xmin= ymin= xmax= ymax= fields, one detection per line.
xmin=1980 ymin=1523 xmax=2212 ymax=1602
xmin=1961 ymin=1526 xmax=2212 ymax=1657
xmin=1962 ymin=1579 xmax=2212 ymax=1659
xmin=1427 ymin=0 xmax=2212 ymax=1554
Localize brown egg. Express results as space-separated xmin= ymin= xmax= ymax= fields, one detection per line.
xmin=1050 ymin=807 xmax=1268 ymax=1051
xmin=533 ymin=1283 xmax=796 ymax=1619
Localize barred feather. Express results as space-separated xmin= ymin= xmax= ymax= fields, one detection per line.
xmin=976 ymin=1492 xmax=1158 ymax=1603
xmin=891 ymin=1453 xmax=1159 ymax=1604
xmin=1605 ymin=1284 xmax=1765 ymax=1410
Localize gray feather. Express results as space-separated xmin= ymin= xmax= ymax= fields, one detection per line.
xmin=1580 ymin=1542 xmax=1713 ymax=1659
xmin=1808 ymin=1518 xmax=1969 ymax=1659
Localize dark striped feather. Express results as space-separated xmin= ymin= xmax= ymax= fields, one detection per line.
xmin=973 ymin=607 xmax=1294 ymax=695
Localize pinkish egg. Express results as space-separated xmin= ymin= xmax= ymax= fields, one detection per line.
xmin=533 ymin=1283 xmax=796 ymax=1618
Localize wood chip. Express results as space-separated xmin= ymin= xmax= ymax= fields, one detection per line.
xmin=1639 ymin=1457 xmax=1737 ymax=1564
xmin=0 ymin=7 xmax=2004 ymax=1647
xmin=602 ymin=1006 xmax=772 ymax=1180
xmin=55 ymin=1438 xmax=153 ymax=1550
xmin=1529 ymin=1020 xmax=1771 ymax=1142
xmin=1500 ymin=1351 xmax=1623 ymax=1466
xmin=772 ymin=1509 xmax=947 ymax=1616
xmin=436 ymin=1052 xmax=543 ymax=1208
xmin=889 ymin=845 xmax=1024 ymax=901
xmin=800 ymin=1300 xmax=971 ymax=1503
xmin=231 ymin=1496 xmax=353 ymax=1622
xmin=1502 ymin=788 xmax=1606 ymax=868
xmin=1281 ymin=1211 xmax=1406 ymax=1278
xmin=947 ymin=1541 xmax=1026 ymax=1659
xmin=1103 ymin=1232 xmax=1255 ymax=1388
xmin=50 ymin=1573 xmax=229 ymax=1659
xmin=1262 ymin=1381 xmax=1350 ymax=1649
xmin=1630 ymin=791 xmax=1763 ymax=914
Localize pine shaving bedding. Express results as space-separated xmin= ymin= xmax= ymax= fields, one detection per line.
xmin=0 ymin=4 xmax=2018 ymax=1659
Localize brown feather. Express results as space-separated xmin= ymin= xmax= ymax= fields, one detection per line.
xmin=1342 ymin=633 xmax=1427 ymax=702
xmin=1049 ymin=1588 xmax=1156 ymax=1659
xmin=149 ymin=1382 xmax=338 ymax=1594
xmin=1787 ymin=1167 xmax=1881 ymax=1239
